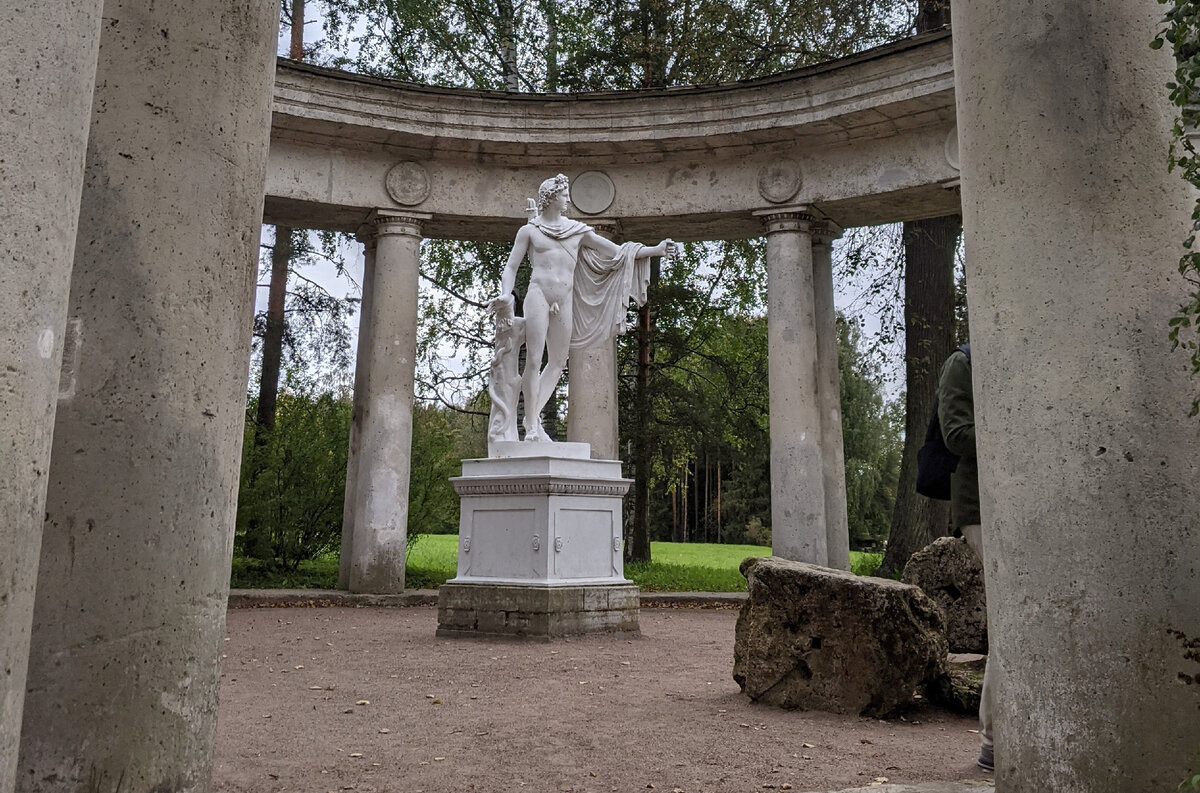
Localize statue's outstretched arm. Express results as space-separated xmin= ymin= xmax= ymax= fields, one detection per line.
xmin=581 ymin=230 xmax=675 ymax=260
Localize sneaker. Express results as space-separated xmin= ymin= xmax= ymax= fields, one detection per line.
xmin=977 ymin=743 xmax=994 ymax=773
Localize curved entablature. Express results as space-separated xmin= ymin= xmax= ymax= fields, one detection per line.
xmin=265 ymin=29 xmax=962 ymax=240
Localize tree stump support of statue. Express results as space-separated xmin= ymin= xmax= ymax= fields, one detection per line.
xmin=436 ymin=175 xmax=675 ymax=639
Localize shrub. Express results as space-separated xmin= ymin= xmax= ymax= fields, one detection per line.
xmin=236 ymin=384 xmax=351 ymax=569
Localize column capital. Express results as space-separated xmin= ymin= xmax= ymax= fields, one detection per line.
xmin=810 ymin=219 xmax=844 ymax=245
xmin=366 ymin=210 xmax=432 ymax=239
xmin=753 ymin=206 xmax=814 ymax=234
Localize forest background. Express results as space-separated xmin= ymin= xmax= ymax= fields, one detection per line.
xmin=236 ymin=0 xmax=967 ymax=578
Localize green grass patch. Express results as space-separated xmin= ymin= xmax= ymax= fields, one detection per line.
xmin=230 ymin=536 xmax=885 ymax=591
xmin=851 ymin=551 xmax=883 ymax=577
xmin=404 ymin=533 xmax=459 ymax=589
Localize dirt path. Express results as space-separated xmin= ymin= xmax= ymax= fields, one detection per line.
xmin=213 ymin=606 xmax=989 ymax=793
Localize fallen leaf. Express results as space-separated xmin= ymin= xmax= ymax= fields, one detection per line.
xmin=433 ymin=699 xmax=442 ymax=705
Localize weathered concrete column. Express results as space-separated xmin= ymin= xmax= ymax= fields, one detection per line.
xmin=568 ymin=219 xmax=620 ymax=459
xmin=346 ymin=212 xmax=428 ymax=593
xmin=811 ymin=221 xmax=850 ymax=570
xmin=953 ymin=2 xmax=1200 ymax=790
xmin=339 ymin=229 xmax=379 ymax=589
xmin=15 ymin=1 xmax=277 ymax=790
xmin=0 ymin=5 xmax=103 ymax=791
xmin=757 ymin=208 xmax=828 ymax=565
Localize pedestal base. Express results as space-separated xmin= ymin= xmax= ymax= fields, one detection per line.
xmin=437 ymin=582 xmax=640 ymax=639
xmin=437 ymin=451 xmax=639 ymax=639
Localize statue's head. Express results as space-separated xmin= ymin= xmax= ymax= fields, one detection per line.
xmin=536 ymin=174 xmax=570 ymax=213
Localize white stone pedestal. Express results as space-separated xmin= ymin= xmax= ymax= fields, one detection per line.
xmin=436 ymin=445 xmax=640 ymax=639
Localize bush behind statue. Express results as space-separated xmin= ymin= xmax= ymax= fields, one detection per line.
xmin=237 ymin=386 xmax=352 ymax=569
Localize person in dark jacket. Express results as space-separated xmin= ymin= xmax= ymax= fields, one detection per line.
xmin=936 ymin=342 xmax=994 ymax=773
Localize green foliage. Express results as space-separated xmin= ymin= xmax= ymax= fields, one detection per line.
xmin=1154 ymin=1 xmax=1200 ymax=417
xmin=230 ymin=553 xmax=340 ymax=589
xmin=625 ymin=560 xmax=750 ymax=592
xmin=850 ymin=551 xmax=884 ymax=577
xmin=407 ymin=405 xmax=465 ymax=535
xmin=230 ymin=534 xmax=886 ymax=590
xmin=237 ymin=379 xmax=352 ymax=569
xmin=317 ymin=0 xmax=916 ymax=91
xmin=251 ymin=228 xmax=359 ymax=389
xmin=838 ymin=318 xmax=903 ymax=548
xmin=235 ymin=380 xmax=482 ymax=569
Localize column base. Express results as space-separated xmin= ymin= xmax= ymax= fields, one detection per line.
xmin=437 ymin=582 xmax=640 ymax=639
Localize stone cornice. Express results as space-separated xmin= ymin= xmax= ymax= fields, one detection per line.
xmin=271 ymin=32 xmax=954 ymax=160
xmin=810 ymin=220 xmax=844 ymax=245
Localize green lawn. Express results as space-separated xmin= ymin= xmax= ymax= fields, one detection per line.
xmin=231 ymin=535 xmax=882 ymax=592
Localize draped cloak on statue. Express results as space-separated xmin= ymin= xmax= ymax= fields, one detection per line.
xmin=527 ymin=216 xmax=650 ymax=350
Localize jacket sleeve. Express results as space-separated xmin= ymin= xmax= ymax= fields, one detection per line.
xmin=937 ymin=351 xmax=976 ymax=459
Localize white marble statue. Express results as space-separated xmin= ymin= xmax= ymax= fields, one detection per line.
xmin=488 ymin=174 xmax=674 ymax=446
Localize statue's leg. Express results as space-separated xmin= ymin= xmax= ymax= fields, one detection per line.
xmin=532 ymin=299 xmax=572 ymax=433
xmin=521 ymin=286 xmax=550 ymax=441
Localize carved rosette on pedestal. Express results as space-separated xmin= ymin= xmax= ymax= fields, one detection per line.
xmin=436 ymin=446 xmax=641 ymax=639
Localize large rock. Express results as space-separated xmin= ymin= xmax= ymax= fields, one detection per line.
xmin=902 ymin=537 xmax=988 ymax=654
xmin=734 ymin=556 xmax=948 ymax=717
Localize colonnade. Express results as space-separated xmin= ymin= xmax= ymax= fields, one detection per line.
xmin=335 ymin=209 xmax=854 ymax=596
xmin=1 ymin=1 xmax=1197 ymax=791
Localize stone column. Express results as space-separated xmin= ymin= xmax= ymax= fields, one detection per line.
xmin=953 ymin=2 xmax=1200 ymax=790
xmin=568 ymin=219 xmax=620 ymax=459
xmin=346 ymin=212 xmax=428 ymax=594
xmin=339 ymin=229 xmax=379 ymax=589
xmin=811 ymin=221 xmax=850 ymax=570
xmin=756 ymin=208 xmax=828 ymax=566
xmin=16 ymin=1 xmax=277 ymax=791
xmin=0 ymin=5 xmax=103 ymax=791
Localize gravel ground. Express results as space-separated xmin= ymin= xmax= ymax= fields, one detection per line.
xmin=213 ymin=605 xmax=989 ymax=793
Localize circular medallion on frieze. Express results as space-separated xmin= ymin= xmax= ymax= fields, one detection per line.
xmin=570 ymin=170 xmax=616 ymax=215
xmin=758 ymin=158 xmax=803 ymax=204
xmin=385 ymin=161 xmax=431 ymax=206
xmin=945 ymin=126 xmax=960 ymax=171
